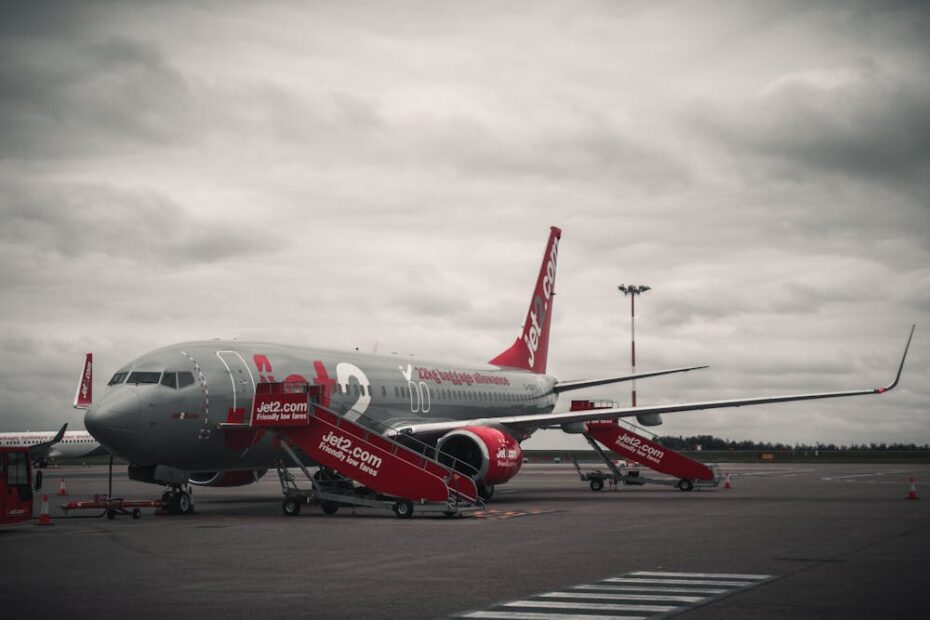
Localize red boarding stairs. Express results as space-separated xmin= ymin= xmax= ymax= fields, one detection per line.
xmin=571 ymin=400 xmax=720 ymax=492
xmin=236 ymin=383 xmax=480 ymax=518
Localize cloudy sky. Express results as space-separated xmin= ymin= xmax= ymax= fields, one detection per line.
xmin=1 ymin=1 xmax=928 ymax=449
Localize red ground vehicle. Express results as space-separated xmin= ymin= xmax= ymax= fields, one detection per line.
xmin=1 ymin=447 xmax=39 ymax=525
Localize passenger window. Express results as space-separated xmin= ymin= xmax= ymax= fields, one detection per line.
xmin=161 ymin=372 xmax=177 ymax=389
xmin=177 ymin=372 xmax=195 ymax=388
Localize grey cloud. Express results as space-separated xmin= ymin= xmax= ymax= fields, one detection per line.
xmin=0 ymin=33 xmax=200 ymax=157
xmin=693 ymin=60 xmax=930 ymax=188
xmin=0 ymin=180 xmax=285 ymax=265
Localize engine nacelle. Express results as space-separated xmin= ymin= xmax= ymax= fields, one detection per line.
xmin=436 ymin=426 xmax=522 ymax=486
xmin=189 ymin=469 xmax=267 ymax=487
xmin=636 ymin=413 xmax=663 ymax=427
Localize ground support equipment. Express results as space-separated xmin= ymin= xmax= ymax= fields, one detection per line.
xmin=60 ymin=494 xmax=162 ymax=520
xmin=570 ymin=400 xmax=722 ymax=492
xmin=224 ymin=382 xmax=483 ymax=519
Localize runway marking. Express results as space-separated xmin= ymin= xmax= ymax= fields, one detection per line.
xmin=631 ymin=571 xmax=771 ymax=579
xmin=462 ymin=613 xmax=643 ymax=620
xmin=539 ymin=592 xmax=705 ymax=603
xmin=572 ymin=584 xmax=727 ymax=595
xmin=821 ymin=470 xmax=911 ymax=482
xmin=471 ymin=509 xmax=559 ymax=520
xmin=451 ymin=571 xmax=774 ymax=619
xmin=732 ymin=469 xmax=815 ymax=478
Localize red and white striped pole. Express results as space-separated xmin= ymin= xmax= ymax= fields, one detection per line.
xmin=618 ymin=284 xmax=651 ymax=408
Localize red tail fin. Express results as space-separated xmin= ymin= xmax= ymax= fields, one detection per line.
xmin=73 ymin=353 xmax=93 ymax=409
xmin=489 ymin=227 xmax=561 ymax=374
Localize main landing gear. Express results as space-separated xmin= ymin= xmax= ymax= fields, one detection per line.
xmin=161 ymin=486 xmax=195 ymax=515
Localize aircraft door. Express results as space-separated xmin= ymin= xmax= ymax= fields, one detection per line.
xmin=216 ymin=351 xmax=256 ymax=415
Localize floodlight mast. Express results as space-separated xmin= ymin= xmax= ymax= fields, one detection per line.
xmin=617 ymin=284 xmax=651 ymax=407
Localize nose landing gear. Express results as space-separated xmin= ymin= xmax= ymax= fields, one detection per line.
xmin=161 ymin=486 xmax=195 ymax=514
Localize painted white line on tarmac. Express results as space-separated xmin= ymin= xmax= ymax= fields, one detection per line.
xmin=503 ymin=601 xmax=678 ymax=613
xmin=572 ymin=584 xmax=727 ymax=595
xmin=605 ymin=577 xmax=761 ymax=587
xmin=540 ymin=592 xmax=704 ymax=603
xmin=451 ymin=570 xmax=774 ymax=620
xmin=462 ymin=612 xmax=645 ymax=620
xmin=822 ymin=470 xmax=911 ymax=481
xmin=631 ymin=571 xmax=770 ymax=580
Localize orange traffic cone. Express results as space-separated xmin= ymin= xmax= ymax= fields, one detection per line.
xmin=906 ymin=477 xmax=919 ymax=500
xmin=58 ymin=478 xmax=68 ymax=496
xmin=723 ymin=473 xmax=732 ymax=489
xmin=37 ymin=494 xmax=53 ymax=526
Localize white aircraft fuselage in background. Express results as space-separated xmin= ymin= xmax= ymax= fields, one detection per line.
xmin=0 ymin=430 xmax=103 ymax=466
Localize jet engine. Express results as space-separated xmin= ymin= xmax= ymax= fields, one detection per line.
xmin=189 ymin=469 xmax=267 ymax=487
xmin=436 ymin=426 xmax=522 ymax=489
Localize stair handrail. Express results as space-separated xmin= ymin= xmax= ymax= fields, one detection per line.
xmin=311 ymin=399 xmax=482 ymax=485
xmin=616 ymin=416 xmax=661 ymax=441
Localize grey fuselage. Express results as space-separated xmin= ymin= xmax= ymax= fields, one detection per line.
xmin=84 ymin=341 xmax=559 ymax=472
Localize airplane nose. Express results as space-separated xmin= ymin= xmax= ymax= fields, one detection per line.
xmin=84 ymin=390 xmax=143 ymax=453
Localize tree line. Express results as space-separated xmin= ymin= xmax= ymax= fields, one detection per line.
xmin=657 ymin=435 xmax=930 ymax=451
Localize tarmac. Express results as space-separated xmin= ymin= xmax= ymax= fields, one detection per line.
xmin=2 ymin=462 xmax=929 ymax=619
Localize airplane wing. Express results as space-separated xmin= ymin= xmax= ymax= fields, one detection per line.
xmin=394 ymin=325 xmax=915 ymax=439
xmin=27 ymin=423 xmax=68 ymax=459
xmin=553 ymin=365 xmax=708 ymax=393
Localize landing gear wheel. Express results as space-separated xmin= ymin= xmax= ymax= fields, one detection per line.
xmin=321 ymin=501 xmax=339 ymax=515
xmin=282 ymin=497 xmax=301 ymax=517
xmin=132 ymin=508 xmax=142 ymax=520
xmin=175 ymin=491 xmax=193 ymax=514
xmin=677 ymin=479 xmax=694 ymax=492
xmin=106 ymin=509 xmax=116 ymax=520
xmin=590 ymin=478 xmax=605 ymax=492
xmin=478 ymin=483 xmax=495 ymax=502
xmin=393 ymin=500 xmax=414 ymax=519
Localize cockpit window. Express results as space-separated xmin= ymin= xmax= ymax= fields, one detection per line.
xmin=127 ymin=372 xmax=161 ymax=384
xmin=108 ymin=372 xmax=128 ymax=386
xmin=159 ymin=371 xmax=195 ymax=389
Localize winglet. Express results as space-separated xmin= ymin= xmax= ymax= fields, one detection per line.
xmin=877 ymin=324 xmax=915 ymax=393
xmin=51 ymin=423 xmax=69 ymax=444
xmin=73 ymin=353 xmax=93 ymax=409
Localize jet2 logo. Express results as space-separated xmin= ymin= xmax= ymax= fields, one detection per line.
xmin=524 ymin=235 xmax=559 ymax=367
xmin=80 ymin=360 xmax=92 ymax=400
xmin=318 ymin=430 xmax=383 ymax=476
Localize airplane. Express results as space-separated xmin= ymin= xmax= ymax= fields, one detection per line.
xmin=81 ymin=226 xmax=914 ymax=514
xmin=0 ymin=424 xmax=105 ymax=468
